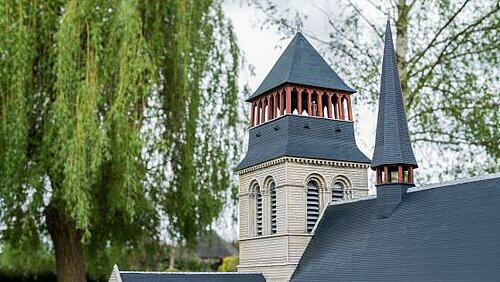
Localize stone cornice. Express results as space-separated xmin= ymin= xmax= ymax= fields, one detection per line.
xmin=239 ymin=232 xmax=313 ymax=242
xmin=237 ymin=156 xmax=370 ymax=175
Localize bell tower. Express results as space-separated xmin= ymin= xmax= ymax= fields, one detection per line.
xmin=236 ymin=32 xmax=370 ymax=281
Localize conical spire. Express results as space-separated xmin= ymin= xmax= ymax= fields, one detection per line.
xmin=247 ymin=32 xmax=354 ymax=101
xmin=371 ymin=21 xmax=417 ymax=171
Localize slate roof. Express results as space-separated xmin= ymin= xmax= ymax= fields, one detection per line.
xmin=236 ymin=115 xmax=370 ymax=171
xmin=371 ymin=21 xmax=417 ymax=168
xmin=247 ymin=32 xmax=355 ymax=102
xmin=195 ymin=230 xmax=237 ymax=259
xmin=291 ymin=173 xmax=500 ymax=281
xmin=118 ymin=272 xmax=266 ymax=282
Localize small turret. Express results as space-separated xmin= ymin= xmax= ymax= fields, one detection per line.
xmin=372 ymin=21 xmax=417 ymax=185
xmin=372 ymin=21 xmax=418 ymax=218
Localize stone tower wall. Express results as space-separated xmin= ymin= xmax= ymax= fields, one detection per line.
xmin=238 ymin=157 xmax=369 ymax=281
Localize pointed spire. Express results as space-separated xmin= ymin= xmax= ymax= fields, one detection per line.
xmin=371 ymin=21 xmax=417 ymax=184
xmin=246 ymin=32 xmax=354 ymax=101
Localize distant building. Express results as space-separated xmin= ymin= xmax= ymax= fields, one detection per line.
xmin=109 ymin=21 xmax=500 ymax=282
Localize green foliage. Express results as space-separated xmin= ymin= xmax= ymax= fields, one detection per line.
xmin=255 ymin=0 xmax=499 ymax=180
xmin=0 ymin=242 xmax=54 ymax=277
xmin=218 ymin=256 xmax=238 ymax=272
xmin=0 ymin=0 xmax=243 ymax=279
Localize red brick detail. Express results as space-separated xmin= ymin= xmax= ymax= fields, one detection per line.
xmin=398 ymin=165 xmax=404 ymax=182
xmin=267 ymin=94 xmax=272 ymax=121
xmin=347 ymin=94 xmax=353 ymax=121
xmin=280 ymin=88 xmax=285 ymax=116
xmin=273 ymin=92 xmax=278 ymax=118
xmin=255 ymin=100 xmax=261 ymax=125
xmin=260 ymin=98 xmax=265 ymax=123
xmin=327 ymin=93 xmax=333 ymax=118
xmin=285 ymin=86 xmax=292 ymax=114
xmin=318 ymin=92 xmax=323 ymax=117
xmin=384 ymin=166 xmax=390 ymax=183
xmin=297 ymin=88 xmax=303 ymax=114
xmin=339 ymin=94 xmax=345 ymax=120
xmin=250 ymin=102 xmax=255 ymax=127
xmin=307 ymin=90 xmax=312 ymax=116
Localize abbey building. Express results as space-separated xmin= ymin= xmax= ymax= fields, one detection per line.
xmin=109 ymin=21 xmax=500 ymax=282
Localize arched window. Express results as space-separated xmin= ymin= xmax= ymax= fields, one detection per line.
xmin=256 ymin=186 xmax=263 ymax=236
xmin=332 ymin=181 xmax=344 ymax=201
xmin=270 ymin=182 xmax=277 ymax=234
xmin=306 ymin=180 xmax=320 ymax=233
xmin=250 ymin=182 xmax=263 ymax=237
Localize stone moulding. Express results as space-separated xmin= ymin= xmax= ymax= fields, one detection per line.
xmin=237 ymin=156 xmax=370 ymax=175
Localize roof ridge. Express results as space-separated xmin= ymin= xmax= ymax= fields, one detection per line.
xmin=119 ymin=271 xmax=263 ymax=275
xmin=285 ymin=34 xmax=299 ymax=82
xmin=328 ymin=194 xmax=376 ymax=207
xmin=407 ymin=172 xmax=500 ymax=193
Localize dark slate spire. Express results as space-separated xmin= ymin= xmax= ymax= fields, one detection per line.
xmin=371 ymin=21 xmax=417 ymax=169
xmin=246 ymin=32 xmax=354 ymax=102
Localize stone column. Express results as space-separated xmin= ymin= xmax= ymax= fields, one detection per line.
xmin=273 ymin=92 xmax=278 ymax=118
xmin=317 ymin=92 xmax=323 ymax=117
xmin=260 ymin=98 xmax=266 ymax=123
xmin=327 ymin=93 xmax=333 ymax=118
xmin=339 ymin=94 xmax=345 ymax=120
xmin=347 ymin=94 xmax=353 ymax=121
xmin=286 ymin=86 xmax=292 ymax=114
xmin=384 ymin=166 xmax=390 ymax=183
xmin=267 ymin=94 xmax=273 ymax=121
xmin=280 ymin=89 xmax=285 ymax=116
xmin=255 ymin=100 xmax=261 ymax=125
xmin=398 ymin=165 xmax=404 ymax=182
xmin=250 ymin=102 xmax=255 ymax=127
xmin=297 ymin=88 xmax=303 ymax=115
xmin=307 ymin=90 xmax=312 ymax=115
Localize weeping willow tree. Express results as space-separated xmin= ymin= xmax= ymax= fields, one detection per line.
xmin=0 ymin=0 xmax=243 ymax=281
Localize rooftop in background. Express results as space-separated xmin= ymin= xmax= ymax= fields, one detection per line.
xmin=110 ymin=265 xmax=265 ymax=282
xmin=247 ymin=32 xmax=355 ymax=102
xmin=195 ymin=230 xmax=237 ymax=259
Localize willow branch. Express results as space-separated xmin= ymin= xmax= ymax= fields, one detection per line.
xmin=408 ymin=0 xmax=472 ymax=66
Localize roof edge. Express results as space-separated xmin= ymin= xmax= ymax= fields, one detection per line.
xmin=247 ymin=82 xmax=356 ymax=102
xmin=407 ymin=172 xmax=500 ymax=194
xmin=236 ymin=155 xmax=371 ymax=173
xmin=328 ymin=194 xmax=377 ymax=207
xmin=112 ymin=264 xmax=123 ymax=282
xmin=119 ymin=271 xmax=263 ymax=275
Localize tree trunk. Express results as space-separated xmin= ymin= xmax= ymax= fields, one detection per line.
xmin=396 ymin=0 xmax=410 ymax=107
xmin=168 ymin=246 xmax=176 ymax=270
xmin=45 ymin=204 xmax=86 ymax=282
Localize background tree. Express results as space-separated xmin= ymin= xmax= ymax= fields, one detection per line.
xmin=0 ymin=0 xmax=243 ymax=281
xmin=254 ymin=0 xmax=499 ymax=181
